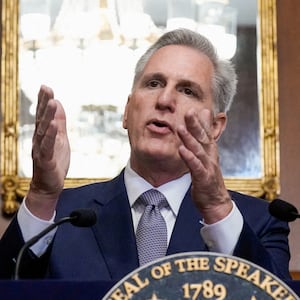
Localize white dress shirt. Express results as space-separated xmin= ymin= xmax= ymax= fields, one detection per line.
xmin=17 ymin=163 xmax=243 ymax=257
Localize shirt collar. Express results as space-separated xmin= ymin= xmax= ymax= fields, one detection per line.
xmin=124 ymin=162 xmax=191 ymax=216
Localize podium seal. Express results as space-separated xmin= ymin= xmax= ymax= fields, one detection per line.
xmin=103 ymin=252 xmax=298 ymax=299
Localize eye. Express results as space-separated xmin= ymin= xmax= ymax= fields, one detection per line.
xmin=147 ymin=80 xmax=161 ymax=88
xmin=184 ymin=88 xmax=193 ymax=95
xmin=179 ymin=87 xmax=198 ymax=97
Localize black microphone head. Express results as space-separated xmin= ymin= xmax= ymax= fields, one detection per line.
xmin=69 ymin=208 xmax=97 ymax=227
xmin=269 ymin=198 xmax=298 ymax=222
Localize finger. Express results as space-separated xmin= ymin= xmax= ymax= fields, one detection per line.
xmin=32 ymin=119 xmax=58 ymax=160
xmin=177 ymin=114 xmax=219 ymax=173
xmin=178 ymin=143 xmax=205 ymax=175
xmin=184 ymin=108 xmax=213 ymax=145
xmin=36 ymin=99 xmax=57 ymax=138
xmin=36 ymin=85 xmax=54 ymax=123
xmin=40 ymin=120 xmax=58 ymax=161
xmin=177 ymin=124 xmax=210 ymax=170
xmin=177 ymin=109 xmax=213 ymax=162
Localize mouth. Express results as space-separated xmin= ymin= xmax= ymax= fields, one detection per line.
xmin=147 ymin=119 xmax=173 ymax=134
xmin=153 ymin=120 xmax=168 ymax=127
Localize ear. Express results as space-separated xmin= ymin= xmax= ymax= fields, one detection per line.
xmin=212 ymin=112 xmax=227 ymax=141
xmin=122 ymin=95 xmax=131 ymax=129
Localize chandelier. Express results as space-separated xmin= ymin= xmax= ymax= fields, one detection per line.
xmin=20 ymin=0 xmax=237 ymax=59
xmin=18 ymin=0 xmax=237 ymax=178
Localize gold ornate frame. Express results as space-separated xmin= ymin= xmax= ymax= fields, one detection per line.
xmin=1 ymin=0 xmax=279 ymax=215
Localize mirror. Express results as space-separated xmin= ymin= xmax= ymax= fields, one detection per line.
xmin=1 ymin=0 xmax=279 ymax=215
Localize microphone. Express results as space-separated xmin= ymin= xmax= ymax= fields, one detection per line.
xmin=14 ymin=208 xmax=97 ymax=280
xmin=268 ymin=198 xmax=300 ymax=222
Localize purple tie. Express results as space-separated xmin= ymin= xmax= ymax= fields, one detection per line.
xmin=136 ymin=189 xmax=168 ymax=266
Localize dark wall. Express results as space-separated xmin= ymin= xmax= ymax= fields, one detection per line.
xmin=277 ymin=0 xmax=300 ymax=274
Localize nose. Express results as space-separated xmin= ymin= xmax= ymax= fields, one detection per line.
xmin=156 ymin=86 xmax=176 ymax=112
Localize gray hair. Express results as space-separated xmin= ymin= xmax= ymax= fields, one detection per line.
xmin=132 ymin=28 xmax=237 ymax=113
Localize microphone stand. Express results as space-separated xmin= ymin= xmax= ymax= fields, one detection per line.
xmin=14 ymin=216 xmax=75 ymax=280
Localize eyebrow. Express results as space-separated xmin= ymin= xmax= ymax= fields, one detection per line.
xmin=140 ymin=72 xmax=165 ymax=83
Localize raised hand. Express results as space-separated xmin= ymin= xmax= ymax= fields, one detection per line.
xmin=177 ymin=108 xmax=232 ymax=224
xmin=26 ymin=85 xmax=71 ymax=220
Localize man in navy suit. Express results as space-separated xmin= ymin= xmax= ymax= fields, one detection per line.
xmin=0 ymin=28 xmax=291 ymax=280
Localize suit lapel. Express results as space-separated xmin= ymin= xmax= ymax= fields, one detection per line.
xmin=90 ymin=176 xmax=206 ymax=279
xmin=167 ymin=190 xmax=207 ymax=254
xmin=91 ymin=173 xmax=139 ymax=279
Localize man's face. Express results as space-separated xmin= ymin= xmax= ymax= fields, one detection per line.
xmin=123 ymin=45 xmax=224 ymax=173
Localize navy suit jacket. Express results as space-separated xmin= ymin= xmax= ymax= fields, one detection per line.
xmin=0 ymin=170 xmax=291 ymax=280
